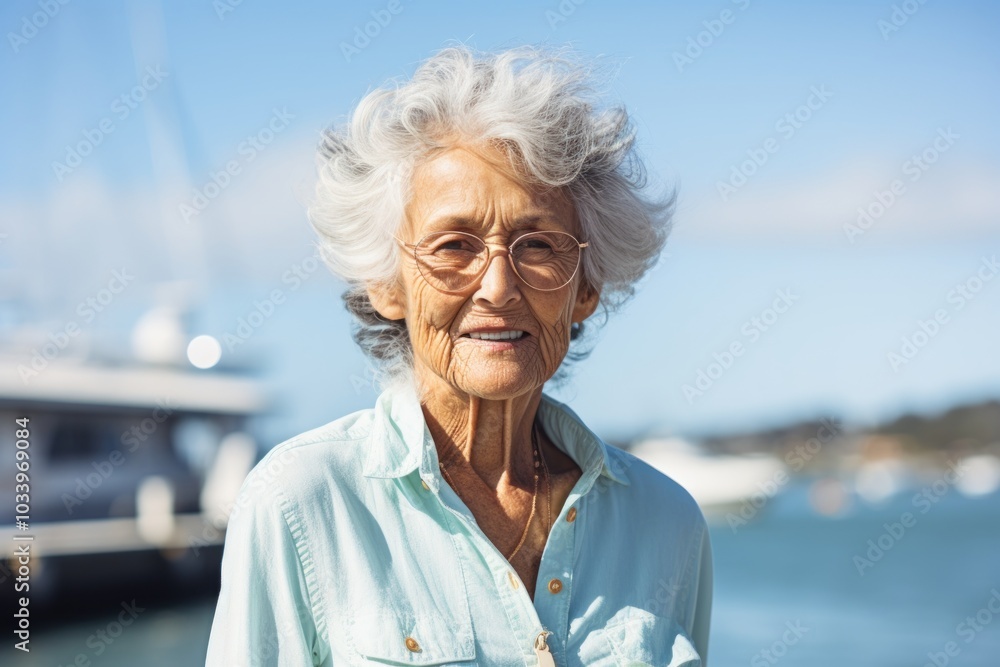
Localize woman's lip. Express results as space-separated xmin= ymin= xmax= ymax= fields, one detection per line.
xmin=457 ymin=331 xmax=532 ymax=346
xmin=459 ymin=329 xmax=530 ymax=337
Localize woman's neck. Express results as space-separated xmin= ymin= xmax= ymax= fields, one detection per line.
xmin=415 ymin=365 xmax=543 ymax=491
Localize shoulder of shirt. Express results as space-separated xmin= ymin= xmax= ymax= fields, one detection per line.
xmin=605 ymin=444 xmax=709 ymax=532
xmin=540 ymin=392 xmax=708 ymax=532
xmin=234 ymin=406 xmax=377 ymax=507
xmin=270 ymin=405 xmax=376 ymax=454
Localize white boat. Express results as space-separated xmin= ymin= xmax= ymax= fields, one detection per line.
xmin=0 ymin=328 xmax=267 ymax=602
xmin=627 ymin=436 xmax=787 ymax=514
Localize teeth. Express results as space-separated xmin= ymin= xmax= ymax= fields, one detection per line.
xmin=468 ymin=330 xmax=526 ymax=341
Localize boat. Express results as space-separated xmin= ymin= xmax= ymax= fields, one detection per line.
xmin=627 ymin=436 xmax=787 ymax=517
xmin=0 ymin=323 xmax=268 ymax=604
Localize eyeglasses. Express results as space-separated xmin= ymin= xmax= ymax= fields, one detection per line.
xmin=397 ymin=230 xmax=589 ymax=294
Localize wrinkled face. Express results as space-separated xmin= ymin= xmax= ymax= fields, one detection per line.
xmin=369 ymin=144 xmax=600 ymax=400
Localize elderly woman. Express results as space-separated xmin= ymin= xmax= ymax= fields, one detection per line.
xmin=206 ymin=46 xmax=712 ymax=666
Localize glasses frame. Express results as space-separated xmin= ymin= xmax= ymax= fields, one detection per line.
xmin=396 ymin=229 xmax=589 ymax=294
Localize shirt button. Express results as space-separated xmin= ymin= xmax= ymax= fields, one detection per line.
xmin=548 ymin=578 xmax=563 ymax=594
xmin=566 ymin=507 xmax=577 ymax=522
xmin=405 ymin=636 xmax=421 ymax=652
xmin=507 ymin=570 xmax=520 ymax=589
xmin=421 ymin=479 xmax=430 ymax=491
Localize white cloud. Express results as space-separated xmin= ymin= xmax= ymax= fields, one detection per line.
xmin=674 ymin=156 xmax=1000 ymax=243
xmin=0 ymin=131 xmax=328 ymax=315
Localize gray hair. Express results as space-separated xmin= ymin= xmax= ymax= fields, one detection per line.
xmin=307 ymin=45 xmax=674 ymax=386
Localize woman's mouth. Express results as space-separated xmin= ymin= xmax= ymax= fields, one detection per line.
xmin=465 ymin=330 xmax=527 ymax=341
xmin=459 ymin=330 xmax=531 ymax=349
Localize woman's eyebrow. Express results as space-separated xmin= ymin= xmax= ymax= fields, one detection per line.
xmin=425 ymin=214 xmax=549 ymax=231
xmin=422 ymin=214 xmax=478 ymax=231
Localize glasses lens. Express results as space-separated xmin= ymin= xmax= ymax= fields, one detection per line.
xmin=413 ymin=231 xmax=488 ymax=292
xmin=511 ymin=231 xmax=581 ymax=290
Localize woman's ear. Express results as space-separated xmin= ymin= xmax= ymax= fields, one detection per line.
xmin=571 ymin=281 xmax=601 ymax=324
xmin=367 ymin=280 xmax=407 ymax=321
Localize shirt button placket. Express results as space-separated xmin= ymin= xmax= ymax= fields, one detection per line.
xmin=533 ymin=497 xmax=581 ymax=653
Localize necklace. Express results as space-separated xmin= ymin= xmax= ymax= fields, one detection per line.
xmin=438 ymin=419 xmax=551 ymax=561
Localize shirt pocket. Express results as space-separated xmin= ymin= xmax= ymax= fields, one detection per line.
xmin=578 ymin=607 xmax=701 ymax=667
xmin=347 ymin=608 xmax=478 ymax=665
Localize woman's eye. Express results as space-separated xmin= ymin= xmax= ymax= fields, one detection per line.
xmin=436 ymin=239 xmax=477 ymax=252
xmin=516 ymin=237 xmax=556 ymax=254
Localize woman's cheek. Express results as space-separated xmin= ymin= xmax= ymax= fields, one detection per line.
xmin=536 ymin=299 xmax=574 ymax=371
xmin=406 ymin=284 xmax=460 ymax=370
xmin=410 ymin=316 xmax=451 ymax=369
xmin=538 ymin=322 xmax=569 ymax=371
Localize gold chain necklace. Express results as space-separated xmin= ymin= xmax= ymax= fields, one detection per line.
xmin=438 ymin=419 xmax=551 ymax=561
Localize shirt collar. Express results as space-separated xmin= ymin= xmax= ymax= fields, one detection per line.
xmin=362 ymin=379 xmax=630 ymax=487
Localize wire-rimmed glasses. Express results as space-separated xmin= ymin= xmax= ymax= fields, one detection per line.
xmin=397 ymin=230 xmax=589 ymax=294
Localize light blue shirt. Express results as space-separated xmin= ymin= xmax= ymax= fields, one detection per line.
xmin=205 ymin=379 xmax=712 ymax=666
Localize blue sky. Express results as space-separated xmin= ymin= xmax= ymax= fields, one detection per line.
xmin=2 ymin=0 xmax=998 ymax=441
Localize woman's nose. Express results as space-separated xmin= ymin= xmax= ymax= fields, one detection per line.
xmin=473 ymin=252 xmax=521 ymax=307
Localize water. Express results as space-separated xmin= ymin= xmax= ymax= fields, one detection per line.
xmin=9 ymin=482 xmax=999 ymax=666
xmin=708 ymin=480 xmax=1000 ymax=666
xmin=8 ymin=594 xmax=217 ymax=667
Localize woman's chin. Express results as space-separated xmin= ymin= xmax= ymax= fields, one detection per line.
xmin=449 ymin=364 xmax=549 ymax=401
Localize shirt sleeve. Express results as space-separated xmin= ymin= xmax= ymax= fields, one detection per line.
xmin=205 ymin=475 xmax=324 ymax=666
xmin=690 ymin=524 xmax=714 ymax=665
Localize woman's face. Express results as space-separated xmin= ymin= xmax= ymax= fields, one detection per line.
xmin=370 ymin=143 xmax=600 ymax=400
